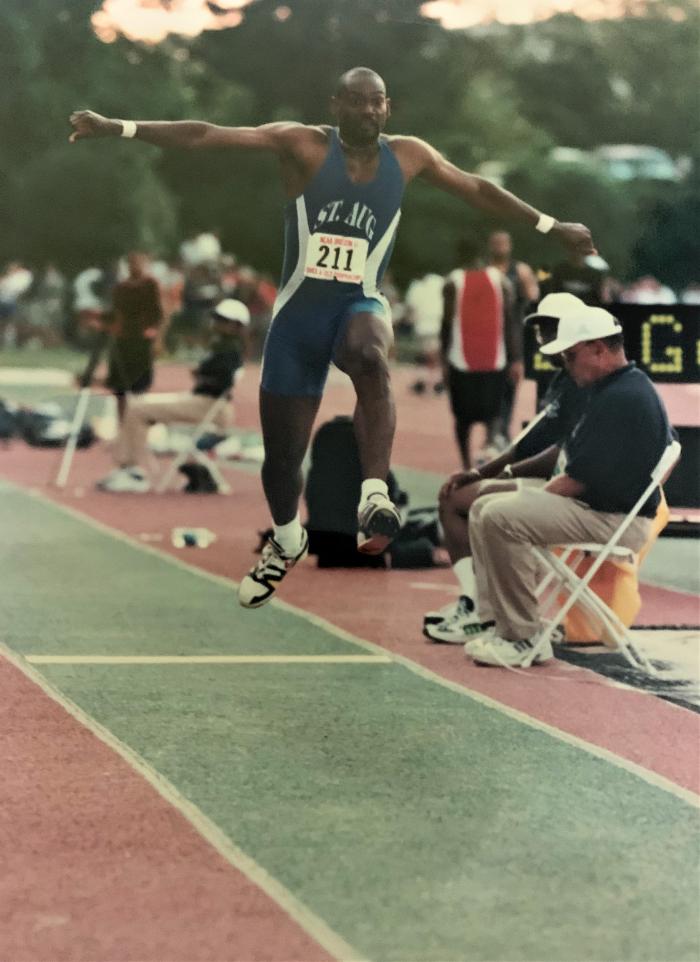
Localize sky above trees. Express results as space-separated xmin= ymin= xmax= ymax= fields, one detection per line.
xmin=93 ymin=0 xmax=643 ymax=43
xmin=3 ymin=0 xmax=696 ymax=285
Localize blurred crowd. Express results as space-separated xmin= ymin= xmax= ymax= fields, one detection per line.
xmin=1 ymin=229 xmax=698 ymax=360
xmin=393 ymin=250 xmax=700 ymax=362
xmin=0 ymin=230 xmax=277 ymax=357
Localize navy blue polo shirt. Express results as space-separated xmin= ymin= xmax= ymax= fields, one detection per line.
xmin=192 ymin=335 xmax=241 ymax=398
xmin=515 ymin=370 xmax=588 ymax=460
xmin=563 ymin=363 xmax=671 ymax=517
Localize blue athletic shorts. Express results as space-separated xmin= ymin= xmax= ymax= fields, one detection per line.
xmin=261 ymin=295 xmax=389 ymax=397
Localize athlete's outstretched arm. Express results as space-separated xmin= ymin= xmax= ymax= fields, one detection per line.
xmin=406 ymin=138 xmax=595 ymax=255
xmin=69 ymin=110 xmax=301 ymax=153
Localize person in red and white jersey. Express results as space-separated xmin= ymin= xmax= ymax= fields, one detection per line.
xmin=440 ymin=237 xmax=523 ymax=467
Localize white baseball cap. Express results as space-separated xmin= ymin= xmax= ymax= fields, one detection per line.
xmin=524 ymin=292 xmax=586 ymax=322
xmin=212 ymin=298 xmax=250 ymax=325
xmin=540 ymin=306 xmax=623 ymax=355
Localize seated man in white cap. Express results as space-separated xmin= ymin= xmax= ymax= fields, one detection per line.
xmin=98 ymin=298 xmax=249 ymax=492
xmin=454 ymin=303 xmax=672 ymax=667
xmin=425 ymin=292 xmax=589 ymax=643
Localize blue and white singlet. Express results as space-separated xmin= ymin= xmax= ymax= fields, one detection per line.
xmin=261 ymin=127 xmax=405 ymax=396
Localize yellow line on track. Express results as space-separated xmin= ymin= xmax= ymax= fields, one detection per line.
xmin=27 ymin=654 xmax=393 ymax=665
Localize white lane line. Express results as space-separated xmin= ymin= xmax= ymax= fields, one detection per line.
xmin=0 ymin=641 xmax=368 ymax=962
xmin=11 ymin=482 xmax=700 ymax=810
xmin=27 ymin=654 xmax=393 ymax=665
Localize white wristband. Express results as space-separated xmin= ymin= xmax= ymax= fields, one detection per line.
xmin=120 ymin=119 xmax=137 ymax=139
xmin=535 ymin=213 xmax=555 ymax=234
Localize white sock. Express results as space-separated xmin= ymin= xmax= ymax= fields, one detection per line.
xmin=453 ymin=556 xmax=477 ymax=605
xmin=273 ymin=514 xmax=304 ymax=555
xmin=361 ymin=478 xmax=389 ymax=503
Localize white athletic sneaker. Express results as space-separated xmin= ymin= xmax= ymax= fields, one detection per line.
xmin=423 ymin=597 xmax=462 ymax=629
xmin=466 ymin=626 xmax=562 ymax=660
xmin=464 ymin=628 xmax=496 ymax=658
xmin=96 ymin=467 xmax=150 ymax=493
xmin=238 ymin=530 xmax=308 ymax=609
xmin=357 ymin=492 xmax=401 ymax=555
xmin=424 ymin=597 xmax=493 ymax=644
xmin=471 ymin=633 xmax=554 ymax=667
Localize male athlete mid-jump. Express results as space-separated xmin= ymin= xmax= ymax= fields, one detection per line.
xmin=69 ymin=67 xmax=595 ymax=608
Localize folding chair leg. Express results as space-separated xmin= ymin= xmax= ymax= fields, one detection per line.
xmin=156 ymin=451 xmax=185 ymax=493
xmin=55 ymin=387 xmax=91 ymax=488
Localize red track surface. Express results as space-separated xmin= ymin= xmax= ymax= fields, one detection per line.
xmin=0 ymin=656 xmax=332 ymax=962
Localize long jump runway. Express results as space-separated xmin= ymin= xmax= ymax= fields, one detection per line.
xmin=1 ymin=365 xmax=699 ymax=961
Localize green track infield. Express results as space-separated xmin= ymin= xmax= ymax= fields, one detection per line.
xmin=3 ymin=486 xmax=700 ymax=961
xmin=1 ymin=487 xmax=357 ymax=657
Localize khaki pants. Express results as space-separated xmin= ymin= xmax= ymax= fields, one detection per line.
xmin=114 ymin=392 xmax=232 ymax=468
xmin=469 ymin=483 xmax=651 ymax=641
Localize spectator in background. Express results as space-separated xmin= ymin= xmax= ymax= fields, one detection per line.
xmin=680 ymin=282 xmax=700 ymax=305
xmin=179 ymin=229 xmax=221 ymax=270
xmin=0 ymin=262 xmax=34 ymax=346
xmin=96 ymin=298 xmax=249 ymax=493
xmin=486 ymin=230 xmax=539 ymax=445
xmin=487 ymin=230 xmax=539 ymax=312
xmin=542 ymin=250 xmax=609 ymax=306
xmin=220 ymin=254 xmax=239 ymax=295
xmin=174 ymin=262 xmax=222 ymax=349
xmin=193 ymin=229 xmax=221 ymax=268
xmin=231 ymin=265 xmax=274 ymax=357
xmin=19 ymin=263 xmax=67 ymax=348
xmin=404 ymin=271 xmax=444 ymax=393
xmin=72 ymin=264 xmax=108 ymax=344
xmin=621 ymin=275 xmax=677 ymax=305
xmin=441 ymin=237 xmax=522 ymax=469
xmin=149 ymin=256 xmax=184 ymax=348
xmin=79 ymin=251 xmax=165 ymax=420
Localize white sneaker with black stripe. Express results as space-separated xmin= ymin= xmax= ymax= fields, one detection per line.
xmin=464 ymin=627 xmax=496 ymax=657
xmin=423 ymin=597 xmax=462 ymax=629
xmin=423 ymin=596 xmax=493 ymax=644
xmin=471 ymin=633 xmax=554 ymax=667
xmin=238 ymin=530 xmax=308 ymax=609
xmin=96 ymin=467 xmax=150 ymax=493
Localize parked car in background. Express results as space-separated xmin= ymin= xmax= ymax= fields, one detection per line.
xmin=594 ymin=145 xmax=683 ymax=182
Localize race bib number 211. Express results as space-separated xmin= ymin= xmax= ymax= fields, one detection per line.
xmin=304 ymin=234 xmax=368 ymax=284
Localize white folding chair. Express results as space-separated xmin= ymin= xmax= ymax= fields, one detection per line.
xmin=155 ymin=393 xmax=233 ymax=494
xmin=55 ymin=386 xmax=92 ymax=488
xmin=529 ymin=440 xmax=682 ymax=675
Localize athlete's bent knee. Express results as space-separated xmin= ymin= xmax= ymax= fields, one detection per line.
xmin=344 ymin=341 xmax=389 ymax=381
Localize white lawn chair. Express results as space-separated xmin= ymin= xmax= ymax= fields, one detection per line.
xmin=155 ymin=392 xmax=232 ymax=494
xmin=529 ymin=440 xmax=682 ymax=675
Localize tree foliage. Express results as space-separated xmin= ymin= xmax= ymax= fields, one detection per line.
xmin=1 ymin=0 xmax=697 ymax=286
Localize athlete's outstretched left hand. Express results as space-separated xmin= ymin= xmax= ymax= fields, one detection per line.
xmin=552 ymin=222 xmax=596 ymax=256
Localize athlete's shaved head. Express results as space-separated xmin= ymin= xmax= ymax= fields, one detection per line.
xmin=336 ymin=67 xmax=386 ymax=97
xmin=332 ymin=67 xmax=390 ymax=148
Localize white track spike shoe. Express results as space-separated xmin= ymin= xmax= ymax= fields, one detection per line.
xmin=238 ymin=530 xmax=308 ymax=609
xmin=357 ymin=492 xmax=401 ymax=555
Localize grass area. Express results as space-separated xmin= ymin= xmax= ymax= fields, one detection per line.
xmin=0 ymin=345 xmax=88 ymax=371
